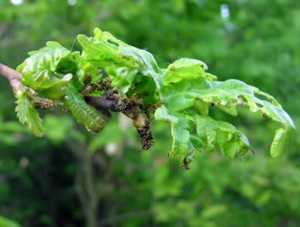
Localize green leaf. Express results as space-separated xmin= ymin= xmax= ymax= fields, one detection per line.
xmin=18 ymin=41 xmax=70 ymax=78
xmin=163 ymin=58 xmax=214 ymax=85
xmin=15 ymin=92 xmax=44 ymax=137
xmin=0 ymin=216 xmax=20 ymax=227
xmin=155 ymin=57 xmax=294 ymax=165
xmin=191 ymin=79 xmax=295 ymax=128
xmin=13 ymin=27 xmax=294 ymax=166
xmin=17 ymin=42 xmax=75 ymax=97
xmin=270 ymin=128 xmax=288 ymax=158
xmin=155 ymin=105 xmax=250 ymax=164
xmin=78 ymin=27 xmax=160 ymax=102
xmin=77 ymin=33 xmax=138 ymax=69
xmin=154 ymin=105 xmax=178 ymax=123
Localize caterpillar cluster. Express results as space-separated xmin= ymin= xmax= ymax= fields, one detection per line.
xmin=93 ymin=78 xmax=154 ymax=149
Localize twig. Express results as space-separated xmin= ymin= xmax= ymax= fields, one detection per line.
xmin=0 ymin=63 xmax=24 ymax=94
xmin=0 ymin=63 xmax=56 ymax=108
xmin=0 ymin=62 xmax=154 ymax=150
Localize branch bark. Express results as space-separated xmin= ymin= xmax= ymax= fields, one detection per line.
xmin=0 ymin=63 xmax=24 ymax=94
xmin=0 ymin=62 xmax=114 ymax=110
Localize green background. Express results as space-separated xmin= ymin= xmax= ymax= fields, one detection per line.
xmin=0 ymin=0 xmax=300 ymax=226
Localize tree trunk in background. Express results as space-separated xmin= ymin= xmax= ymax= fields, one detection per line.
xmin=68 ymin=142 xmax=99 ymax=227
xmin=66 ymin=115 xmax=131 ymax=227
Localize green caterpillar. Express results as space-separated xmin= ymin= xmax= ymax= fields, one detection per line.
xmin=64 ymin=85 xmax=105 ymax=133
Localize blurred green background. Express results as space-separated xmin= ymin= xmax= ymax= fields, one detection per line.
xmin=0 ymin=0 xmax=300 ymax=226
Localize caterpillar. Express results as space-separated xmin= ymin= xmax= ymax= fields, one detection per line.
xmin=64 ymin=85 xmax=105 ymax=133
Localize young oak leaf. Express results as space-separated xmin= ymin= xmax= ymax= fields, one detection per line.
xmin=13 ymin=27 xmax=295 ymax=167
xmin=163 ymin=58 xmax=214 ymax=85
xmin=17 ymin=41 xmax=70 ymax=81
xmin=155 ymin=57 xmax=294 ymax=164
xmin=78 ymin=27 xmax=160 ymax=103
xmin=270 ymin=128 xmax=289 ymax=158
xmin=155 ymin=106 xmax=250 ymax=166
xmin=15 ymin=92 xmax=44 ymax=137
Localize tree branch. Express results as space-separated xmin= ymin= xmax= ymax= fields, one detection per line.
xmin=0 ymin=62 xmax=24 ymax=94
xmin=0 ymin=62 xmax=116 ymax=110
xmin=0 ymin=62 xmax=153 ymax=149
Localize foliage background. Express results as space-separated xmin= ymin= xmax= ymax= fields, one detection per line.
xmin=0 ymin=0 xmax=300 ymax=226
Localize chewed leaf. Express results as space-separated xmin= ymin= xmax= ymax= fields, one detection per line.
xmin=156 ymin=57 xmax=294 ymax=165
xmin=192 ymin=79 xmax=294 ymax=128
xmin=155 ymin=105 xmax=250 ymax=165
xmin=195 ymin=116 xmax=249 ymax=156
xmin=15 ymin=92 xmax=44 ymax=137
xmin=259 ymin=101 xmax=295 ymax=128
xmin=14 ymin=27 xmax=294 ymax=167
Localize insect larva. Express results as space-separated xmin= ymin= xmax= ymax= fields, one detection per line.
xmin=64 ymin=87 xmax=105 ymax=133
